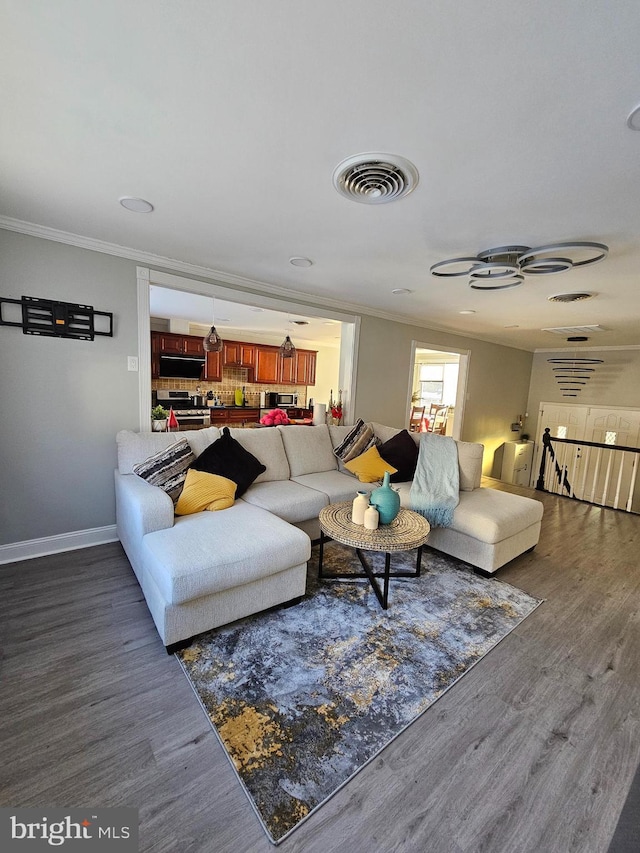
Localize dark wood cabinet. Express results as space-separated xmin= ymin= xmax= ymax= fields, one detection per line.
xmin=210 ymin=408 xmax=260 ymax=427
xmin=254 ymin=345 xmax=317 ymax=385
xmin=254 ymin=346 xmax=281 ymax=384
xmin=295 ymin=350 xmax=316 ymax=385
xmin=204 ymin=350 xmax=222 ymax=381
xmin=151 ymin=332 xmax=316 ymax=386
xmin=223 ymin=341 xmax=256 ymax=368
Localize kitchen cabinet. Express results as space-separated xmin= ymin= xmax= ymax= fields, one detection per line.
xmin=153 ymin=332 xmax=204 ymax=355
xmin=210 ymin=408 xmax=260 ymax=427
xmin=223 ymin=341 xmax=256 ymax=368
xmin=254 ymin=344 xmax=317 ymax=385
xmin=204 ymin=350 xmax=222 ymax=381
xmin=254 ymin=346 xmax=281 ymax=384
xmin=295 ymin=350 xmax=316 ymax=385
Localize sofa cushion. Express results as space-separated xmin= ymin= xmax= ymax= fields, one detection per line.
xmin=132 ymin=437 xmax=195 ymax=504
xmin=190 ymin=427 xmax=266 ymax=497
xmin=174 ymin=470 xmax=237 ymax=515
xmin=378 ymin=429 xmax=419 ymax=483
xmin=142 ymin=501 xmax=311 ymax=605
xmin=241 ymin=479 xmax=328 ymax=523
xmin=292 ymin=471 xmax=377 ymax=504
xmin=332 ymin=418 xmax=377 ymax=463
xmin=228 ymin=426 xmax=290 ymax=483
xmin=278 ymin=424 xmax=337 ymax=476
xmin=345 ymin=445 xmax=398 ymax=482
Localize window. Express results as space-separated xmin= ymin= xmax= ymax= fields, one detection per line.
xmin=416 ymin=363 xmax=459 ymax=407
xmin=557 ymin=426 xmax=567 ymax=439
xmin=605 ymin=431 xmax=617 ymax=445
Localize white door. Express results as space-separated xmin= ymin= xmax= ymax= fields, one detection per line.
xmin=532 ymin=403 xmax=588 ymax=489
xmin=578 ymin=409 xmax=640 ymax=509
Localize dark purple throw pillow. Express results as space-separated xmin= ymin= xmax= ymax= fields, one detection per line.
xmin=378 ymin=429 xmax=419 ymax=483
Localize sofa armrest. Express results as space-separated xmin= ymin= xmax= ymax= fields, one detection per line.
xmin=115 ymin=470 xmax=175 ymax=539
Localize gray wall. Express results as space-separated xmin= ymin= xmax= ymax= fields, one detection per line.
xmin=1 ymin=229 xmax=535 ymax=548
xmin=527 ymin=348 xmax=640 ymax=429
xmin=354 ymin=315 xmax=534 ymax=477
xmin=0 ymin=231 xmax=140 ymax=545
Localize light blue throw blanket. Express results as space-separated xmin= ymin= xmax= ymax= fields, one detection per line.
xmin=410 ymin=433 xmax=459 ymax=527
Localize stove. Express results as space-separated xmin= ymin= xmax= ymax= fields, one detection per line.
xmin=155 ymin=390 xmax=210 ymax=425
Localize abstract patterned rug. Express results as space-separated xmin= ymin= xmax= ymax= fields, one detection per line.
xmin=176 ymin=543 xmax=543 ymax=845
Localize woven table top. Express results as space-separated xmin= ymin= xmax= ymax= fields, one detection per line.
xmin=319 ymin=501 xmax=430 ymax=552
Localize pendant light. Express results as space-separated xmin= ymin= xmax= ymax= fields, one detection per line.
xmin=202 ymin=297 xmax=223 ymax=353
xmin=279 ymin=334 xmax=296 ymax=358
xmin=279 ymin=314 xmax=296 ymax=358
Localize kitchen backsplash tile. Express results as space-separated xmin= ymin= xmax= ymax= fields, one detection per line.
xmin=152 ymin=368 xmax=307 ymax=407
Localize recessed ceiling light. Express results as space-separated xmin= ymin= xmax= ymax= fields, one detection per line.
xmin=627 ymin=104 xmax=640 ymax=130
xmin=391 ymin=288 xmax=413 ymax=295
xmin=118 ymin=196 xmax=154 ymax=213
xmin=289 ymin=257 xmax=313 ymax=267
xmin=459 ymin=310 xmax=476 ymax=315
xmin=249 ymin=307 xmax=264 ymax=312
xmin=504 ymin=324 xmax=520 ymax=328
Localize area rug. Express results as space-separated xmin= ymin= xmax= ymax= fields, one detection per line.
xmin=176 ymin=544 xmax=543 ymax=845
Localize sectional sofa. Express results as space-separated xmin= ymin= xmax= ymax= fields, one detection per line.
xmin=115 ymin=422 xmax=543 ymax=650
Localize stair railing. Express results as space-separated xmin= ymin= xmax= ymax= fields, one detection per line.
xmin=536 ymin=428 xmax=640 ymax=513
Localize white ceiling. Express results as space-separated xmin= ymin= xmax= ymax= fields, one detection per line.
xmin=150 ymin=286 xmax=343 ymax=348
xmin=3 ymin=1 xmax=640 ymax=352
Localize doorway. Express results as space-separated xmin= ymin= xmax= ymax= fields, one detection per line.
xmin=135 ymin=267 xmax=360 ymax=430
xmin=408 ymin=343 xmax=469 ymax=440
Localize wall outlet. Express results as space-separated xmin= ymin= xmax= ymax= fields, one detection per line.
xmin=127 ymin=356 xmax=138 ymax=372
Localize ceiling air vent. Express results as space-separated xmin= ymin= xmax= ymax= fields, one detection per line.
xmin=548 ymin=292 xmax=594 ymax=303
xmin=541 ymin=324 xmax=606 ymax=335
xmin=333 ymin=153 xmax=419 ymax=204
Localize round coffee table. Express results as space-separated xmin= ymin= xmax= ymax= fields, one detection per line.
xmin=318 ymin=501 xmax=431 ymax=609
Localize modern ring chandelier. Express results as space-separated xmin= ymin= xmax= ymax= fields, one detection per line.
xmin=430 ymin=242 xmax=608 ymax=290
xmin=547 ymin=356 xmax=604 ymax=397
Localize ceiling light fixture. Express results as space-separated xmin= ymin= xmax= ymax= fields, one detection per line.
xmin=289 ymin=257 xmax=313 ymax=267
xmin=459 ymin=310 xmax=476 ymax=315
xmin=202 ymin=298 xmax=223 ymax=353
xmin=547 ymin=355 xmax=604 ymax=395
xmin=333 ymin=153 xmax=419 ymax=204
xmin=118 ymin=196 xmax=154 ymax=213
xmin=431 ymin=242 xmax=608 ymax=290
xmin=391 ymin=288 xmax=413 ymax=295
xmin=279 ymin=335 xmax=296 ymax=359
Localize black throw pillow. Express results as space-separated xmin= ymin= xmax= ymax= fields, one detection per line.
xmin=190 ymin=427 xmax=266 ymax=497
xmin=378 ymin=429 xmax=419 ymax=483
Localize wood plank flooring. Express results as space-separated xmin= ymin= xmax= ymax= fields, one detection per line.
xmin=1 ymin=480 xmax=639 ymax=852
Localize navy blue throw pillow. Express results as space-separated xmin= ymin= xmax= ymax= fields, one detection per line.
xmin=190 ymin=427 xmax=266 ymax=497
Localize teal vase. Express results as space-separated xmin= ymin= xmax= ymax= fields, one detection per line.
xmin=370 ymin=471 xmax=401 ymax=524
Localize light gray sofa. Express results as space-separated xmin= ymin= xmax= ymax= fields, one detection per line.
xmin=115 ymin=423 xmax=543 ymax=650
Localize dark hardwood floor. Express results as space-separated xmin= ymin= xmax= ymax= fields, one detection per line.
xmin=1 ymin=481 xmax=639 ymax=852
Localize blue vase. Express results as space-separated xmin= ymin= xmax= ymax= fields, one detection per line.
xmin=370 ymin=471 xmax=401 ymax=524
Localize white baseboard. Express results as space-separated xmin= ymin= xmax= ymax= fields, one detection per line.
xmin=0 ymin=525 xmax=118 ymax=565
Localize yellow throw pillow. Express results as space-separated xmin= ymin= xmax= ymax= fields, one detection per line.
xmin=344 ymin=445 xmax=398 ymax=483
xmin=175 ymin=469 xmax=237 ymax=515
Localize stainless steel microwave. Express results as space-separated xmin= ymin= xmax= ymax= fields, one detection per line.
xmin=277 ymin=392 xmax=298 ymax=407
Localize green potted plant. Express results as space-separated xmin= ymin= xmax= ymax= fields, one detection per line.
xmin=151 ymin=404 xmax=169 ymax=432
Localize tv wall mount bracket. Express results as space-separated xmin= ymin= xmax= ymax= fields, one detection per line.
xmin=0 ymin=295 xmax=113 ymax=340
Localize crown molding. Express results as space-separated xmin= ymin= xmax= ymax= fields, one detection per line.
xmin=0 ymin=215 xmax=535 ymax=352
